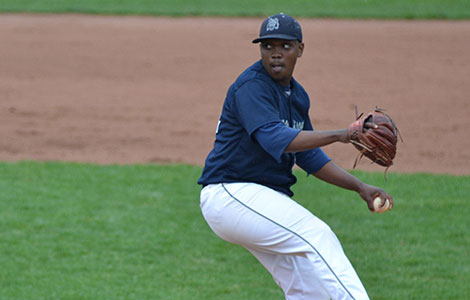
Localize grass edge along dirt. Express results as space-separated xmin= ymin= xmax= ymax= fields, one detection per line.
xmin=1 ymin=0 xmax=470 ymax=19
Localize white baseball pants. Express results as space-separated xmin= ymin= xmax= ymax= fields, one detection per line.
xmin=200 ymin=182 xmax=370 ymax=300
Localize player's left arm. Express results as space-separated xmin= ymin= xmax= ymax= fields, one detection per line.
xmin=313 ymin=161 xmax=394 ymax=211
xmin=285 ymin=129 xmax=349 ymax=152
xmin=285 ymin=121 xmax=379 ymax=153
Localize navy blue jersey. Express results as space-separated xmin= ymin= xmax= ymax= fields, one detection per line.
xmin=198 ymin=60 xmax=330 ymax=196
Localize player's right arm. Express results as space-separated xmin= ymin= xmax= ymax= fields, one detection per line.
xmin=313 ymin=160 xmax=394 ymax=211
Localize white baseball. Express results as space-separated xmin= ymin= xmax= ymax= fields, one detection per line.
xmin=373 ymin=197 xmax=390 ymax=213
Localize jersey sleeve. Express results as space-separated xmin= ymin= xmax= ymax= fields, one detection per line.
xmin=295 ymin=148 xmax=331 ymax=175
xmin=253 ymin=122 xmax=301 ymax=163
xmin=232 ymin=80 xmax=282 ymax=136
xmin=295 ymin=116 xmax=331 ymax=174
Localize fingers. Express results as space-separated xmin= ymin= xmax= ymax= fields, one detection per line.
xmin=386 ymin=193 xmax=394 ymax=209
xmin=359 ymin=184 xmax=394 ymax=213
xmin=366 ymin=199 xmax=375 ymax=212
xmin=376 ymin=192 xmax=393 ymax=211
xmin=364 ymin=122 xmax=378 ymax=130
xmin=365 ymin=188 xmax=393 ymax=213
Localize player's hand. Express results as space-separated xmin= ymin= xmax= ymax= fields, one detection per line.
xmin=342 ymin=122 xmax=378 ymax=144
xmin=358 ymin=183 xmax=394 ymax=212
xmin=345 ymin=122 xmax=378 ymax=142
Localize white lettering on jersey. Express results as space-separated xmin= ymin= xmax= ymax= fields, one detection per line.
xmin=281 ymin=119 xmax=304 ymax=130
xmin=293 ymin=120 xmax=304 ymax=130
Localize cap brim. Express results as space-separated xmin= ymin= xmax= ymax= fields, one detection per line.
xmin=252 ymin=34 xmax=299 ymax=43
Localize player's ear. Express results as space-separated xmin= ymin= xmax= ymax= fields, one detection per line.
xmin=258 ymin=43 xmax=265 ymax=58
xmin=297 ymin=42 xmax=304 ymax=57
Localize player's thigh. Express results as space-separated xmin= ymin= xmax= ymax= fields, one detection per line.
xmin=200 ymin=182 xmax=332 ymax=253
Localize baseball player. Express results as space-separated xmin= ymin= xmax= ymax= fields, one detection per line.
xmin=198 ymin=13 xmax=393 ymax=300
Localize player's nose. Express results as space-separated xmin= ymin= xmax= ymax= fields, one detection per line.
xmin=271 ymin=46 xmax=282 ymax=58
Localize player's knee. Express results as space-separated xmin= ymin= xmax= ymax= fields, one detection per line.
xmin=317 ymin=222 xmax=334 ymax=238
xmin=302 ymin=220 xmax=336 ymax=244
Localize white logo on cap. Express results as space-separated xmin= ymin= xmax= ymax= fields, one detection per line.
xmin=266 ymin=18 xmax=279 ymax=31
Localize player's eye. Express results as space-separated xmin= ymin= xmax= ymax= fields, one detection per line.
xmin=262 ymin=43 xmax=272 ymax=50
xmin=283 ymin=43 xmax=292 ymax=49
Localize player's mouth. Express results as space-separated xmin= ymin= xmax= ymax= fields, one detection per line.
xmin=270 ymin=63 xmax=285 ymax=73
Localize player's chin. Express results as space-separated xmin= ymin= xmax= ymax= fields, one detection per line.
xmin=269 ymin=72 xmax=290 ymax=84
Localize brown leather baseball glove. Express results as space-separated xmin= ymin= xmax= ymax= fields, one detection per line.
xmin=348 ymin=107 xmax=401 ymax=170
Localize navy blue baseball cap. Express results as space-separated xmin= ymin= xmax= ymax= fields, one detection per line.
xmin=252 ymin=13 xmax=302 ymax=43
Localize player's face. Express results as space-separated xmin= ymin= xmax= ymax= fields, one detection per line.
xmin=260 ymin=39 xmax=304 ymax=87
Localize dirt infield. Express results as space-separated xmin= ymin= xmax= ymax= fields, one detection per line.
xmin=1 ymin=14 xmax=469 ymax=175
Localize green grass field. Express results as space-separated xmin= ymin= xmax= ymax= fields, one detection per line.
xmin=1 ymin=0 xmax=469 ymax=299
xmin=1 ymin=162 xmax=469 ymax=299
xmin=1 ymin=0 xmax=470 ymax=19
